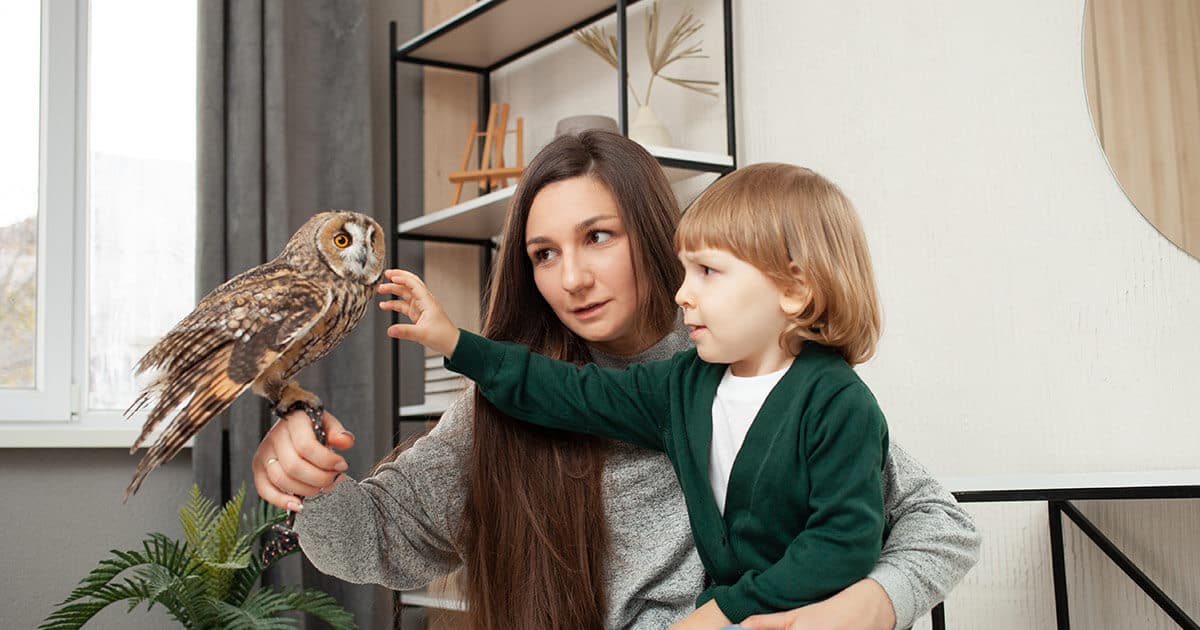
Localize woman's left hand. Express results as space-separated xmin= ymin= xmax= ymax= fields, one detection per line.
xmin=378 ymin=268 xmax=461 ymax=357
xmin=739 ymin=578 xmax=896 ymax=630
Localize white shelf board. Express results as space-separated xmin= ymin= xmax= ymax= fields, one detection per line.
xmin=398 ymin=146 xmax=732 ymax=242
xmin=645 ymin=144 xmax=735 ymax=182
xmin=397 ymin=0 xmax=617 ymax=69
xmin=943 ymin=469 xmax=1200 ymax=494
xmin=398 ymin=402 xmax=449 ymax=418
xmin=398 ymin=184 xmax=515 ymax=241
xmin=398 ymin=588 xmax=467 ymax=611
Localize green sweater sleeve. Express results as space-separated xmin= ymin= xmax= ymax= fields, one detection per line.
xmin=702 ymin=383 xmax=888 ymax=621
xmin=445 ymin=329 xmax=674 ymax=451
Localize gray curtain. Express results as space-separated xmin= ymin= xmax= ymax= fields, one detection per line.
xmin=196 ymin=1 xmax=420 ymax=627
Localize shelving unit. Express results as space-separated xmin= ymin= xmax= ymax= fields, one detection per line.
xmin=385 ymin=1 xmax=736 ymax=620
xmin=396 ymin=145 xmax=733 ymax=245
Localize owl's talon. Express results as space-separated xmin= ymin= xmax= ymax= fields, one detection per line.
xmin=274 ymin=400 xmax=327 ymax=446
xmin=261 ymin=522 xmax=301 ymax=565
xmin=306 ymin=407 xmax=327 ymax=445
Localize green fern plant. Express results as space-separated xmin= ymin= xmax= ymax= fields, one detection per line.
xmin=40 ymin=484 xmax=355 ymax=630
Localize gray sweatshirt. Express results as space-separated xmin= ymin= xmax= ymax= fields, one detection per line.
xmin=296 ymin=326 xmax=980 ymax=629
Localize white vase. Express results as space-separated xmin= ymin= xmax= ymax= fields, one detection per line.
xmin=629 ymin=105 xmax=672 ymax=148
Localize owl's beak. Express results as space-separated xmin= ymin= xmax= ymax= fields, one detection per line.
xmin=356 ymin=250 xmax=368 ymax=269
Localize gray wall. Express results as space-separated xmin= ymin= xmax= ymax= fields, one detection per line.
xmin=1 ymin=449 xmax=193 ymax=629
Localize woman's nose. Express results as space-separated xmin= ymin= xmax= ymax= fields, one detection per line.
xmin=561 ymin=252 xmax=594 ymax=293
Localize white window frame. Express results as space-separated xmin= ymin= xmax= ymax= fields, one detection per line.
xmin=2 ymin=0 xmax=190 ymax=448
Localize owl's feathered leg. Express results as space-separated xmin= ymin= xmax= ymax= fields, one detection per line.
xmin=284 ymin=400 xmax=327 ymax=445
xmin=256 ymin=377 xmax=329 ymax=566
xmin=261 ymin=399 xmax=328 ymax=566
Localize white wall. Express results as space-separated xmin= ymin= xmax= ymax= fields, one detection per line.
xmin=490 ymin=1 xmax=1200 ymax=626
xmin=737 ymin=0 xmax=1200 ymax=479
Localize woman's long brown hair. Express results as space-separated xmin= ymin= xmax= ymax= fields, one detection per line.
xmin=461 ymin=130 xmax=682 ymax=630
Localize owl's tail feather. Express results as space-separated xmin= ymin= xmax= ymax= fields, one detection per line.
xmin=125 ymin=344 xmax=249 ymax=501
xmin=126 ymin=322 xmax=232 ymax=442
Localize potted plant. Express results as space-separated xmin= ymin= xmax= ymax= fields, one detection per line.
xmin=40 ymin=484 xmax=355 ymax=630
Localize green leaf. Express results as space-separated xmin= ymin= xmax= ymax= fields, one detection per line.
xmin=214 ymin=485 xmax=247 ymax=561
xmin=180 ymin=484 xmax=219 ymax=555
xmin=39 ymin=579 xmax=152 ymax=629
xmin=42 ymin=486 xmax=353 ymax=629
xmin=236 ymin=588 xmax=357 ymax=630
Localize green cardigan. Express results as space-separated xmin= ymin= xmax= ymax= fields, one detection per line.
xmin=446 ymin=330 xmax=888 ymax=622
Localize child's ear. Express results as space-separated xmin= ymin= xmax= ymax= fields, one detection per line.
xmin=778 ymin=263 xmax=810 ymax=316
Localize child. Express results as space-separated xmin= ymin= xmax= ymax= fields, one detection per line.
xmin=381 ymin=163 xmax=888 ymax=628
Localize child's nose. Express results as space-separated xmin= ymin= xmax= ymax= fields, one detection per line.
xmin=674 ymin=283 xmax=692 ymax=308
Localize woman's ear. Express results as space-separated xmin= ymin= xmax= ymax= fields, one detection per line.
xmin=778 ymin=263 xmax=810 ymax=316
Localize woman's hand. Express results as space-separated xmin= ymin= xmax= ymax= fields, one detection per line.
xmin=669 ymin=600 xmax=733 ymax=630
xmin=739 ymin=578 xmax=896 ymax=630
xmin=378 ymin=269 xmax=460 ymax=357
xmin=252 ymin=409 xmax=354 ymax=511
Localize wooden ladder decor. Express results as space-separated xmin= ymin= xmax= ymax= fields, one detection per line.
xmin=449 ymin=102 xmax=525 ymax=205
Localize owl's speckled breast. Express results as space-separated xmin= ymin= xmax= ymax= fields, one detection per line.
xmin=277 ymin=277 xmax=376 ymax=381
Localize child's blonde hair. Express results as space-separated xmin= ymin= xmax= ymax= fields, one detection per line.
xmin=674 ymin=163 xmax=881 ymax=365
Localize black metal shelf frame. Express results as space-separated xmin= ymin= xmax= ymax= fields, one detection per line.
xmin=932 ymin=486 xmax=1200 ymax=630
xmin=387 ymin=0 xmax=738 ymax=249
xmin=391 ymin=0 xmax=736 ymax=157
xmin=386 ymin=0 xmax=738 ymax=429
xmin=385 ymin=6 xmax=737 ymax=622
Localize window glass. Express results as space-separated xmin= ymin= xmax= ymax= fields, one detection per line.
xmin=88 ymin=0 xmax=197 ymax=410
xmin=0 ymin=2 xmax=43 ymax=389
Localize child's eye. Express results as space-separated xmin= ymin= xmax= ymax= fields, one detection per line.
xmin=701 ymin=265 xmax=715 ymax=276
xmin=588 ymin=230 xmax=613 ymax=244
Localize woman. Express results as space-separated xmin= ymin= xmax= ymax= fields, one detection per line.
xmin=253 ymin=131 xmax=980 ymax=630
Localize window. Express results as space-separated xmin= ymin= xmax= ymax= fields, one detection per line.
xmin=0 ymin=2 xmax=42 ymax=391
xmin=1 ymin=0 xmax=197 ymax=446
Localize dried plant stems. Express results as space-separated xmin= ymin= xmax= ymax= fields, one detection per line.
xmin=574 ymin=0 xmax=719 ymax=107
xmin=573 ymin=26 xmax=644 ymax=107
xmin=644 ymin=2 xmax=718 ymax=104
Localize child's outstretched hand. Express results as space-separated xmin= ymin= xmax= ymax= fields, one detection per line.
xmin=378 ymin=269 xmax=460 ymax=357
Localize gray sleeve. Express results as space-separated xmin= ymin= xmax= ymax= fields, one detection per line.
xmin=870 ymin=441 xmax=981 ymax=629
xmin=293 ymin=390 xmax=475 ymax=591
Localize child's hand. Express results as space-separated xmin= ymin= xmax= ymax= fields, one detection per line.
xmin=378 ymin=269 xmax=460 ymax=357
xmin=669 ymin=600 xmax=733 ymax=630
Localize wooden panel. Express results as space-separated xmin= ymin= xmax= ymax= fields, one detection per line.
xmin=423 ymin=0 xmax=483 ymax=343
xmin=1065 ymin=499 xmax=1200 ymax=628
xmin=1087 ymin=0 xmax=1200 ymax=257
xmin=912 ymin=500 xmax=1200 ymax=630
xmin=1167 ymin=1 xmax=1200 ymax=253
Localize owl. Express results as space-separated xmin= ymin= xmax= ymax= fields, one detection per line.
xmin=124 ymin=210 xmax=386 ymax=500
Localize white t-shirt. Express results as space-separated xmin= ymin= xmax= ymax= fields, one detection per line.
xmin=708 ymin=361 xmax=794 ymax=514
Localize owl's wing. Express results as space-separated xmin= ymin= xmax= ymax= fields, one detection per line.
xmin=125 ymin=263 xmax=333 ymax=499
xmin=225 ymin=282 xmax=332 ymax=384
xmin=131 ymin=262 xmax=310 ymax=379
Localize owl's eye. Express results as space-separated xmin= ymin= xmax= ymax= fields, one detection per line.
xmin=333 ymin=232 xmax=351 ymax=248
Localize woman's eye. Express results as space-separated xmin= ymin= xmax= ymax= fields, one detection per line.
xmin=531 ymin=249 xmax=557 ymax=263
xmin=333 ymin=233 xmax=351 ymax=248
xmin=588 ymin=230 xmax=613 ymax=244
